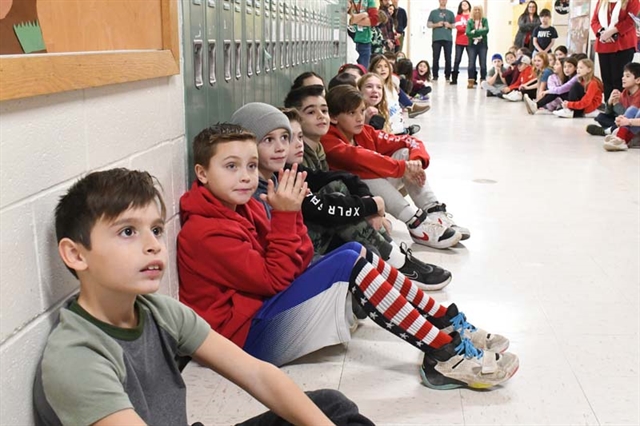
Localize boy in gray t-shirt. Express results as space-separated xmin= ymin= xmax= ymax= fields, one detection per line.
xmin=481 ymin=53 xmax=508 ymax=97
xmin=427 ymin=0 xmax=455 ymax=80
xmin=33 ymin=168 xmax=373 ymax=426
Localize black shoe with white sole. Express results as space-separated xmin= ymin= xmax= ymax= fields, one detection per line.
xmin=398 ymin=243 xmax=452 ymax=291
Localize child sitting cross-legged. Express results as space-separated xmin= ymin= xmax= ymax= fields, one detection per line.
xmin=603 ymin=106 xmax=640 ymax=151
xmin=321 ymin=84 xmax=470 ymax=248
xmin=553 ymin=58 xmax=603 ymax=118
xmin=282 ymin=87 xmax=452 ymax=291
xmin=524 ymin=57 xmax=578 ymax=115
xmin=481 ymin=53 xmax=507 ymax=97
xmin=177 ymin=123 xmax=518 ymax=389
xmin=34 ymin=168 xmax=373 ymax=425
xmin=502 ymin=55 xmax=536 ymax=102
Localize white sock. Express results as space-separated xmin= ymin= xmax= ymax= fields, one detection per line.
xmin=386 ymin=245 xmax=406 ymax=269
xmin=605 ymin=127 xmax=612 ymax=135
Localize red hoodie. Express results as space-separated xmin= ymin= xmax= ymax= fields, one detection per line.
xmin=177 ymin=182 xmax=313 ymax=347
xmin=320 ymin=124 xmax=430 ymax=179
xmin=567 ymin=78 xmax=605 ymax=113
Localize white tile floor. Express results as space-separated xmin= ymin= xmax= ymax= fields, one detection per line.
xmin=184 ymin=82 xmax=640 ymax=425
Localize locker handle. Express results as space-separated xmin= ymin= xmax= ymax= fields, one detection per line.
xmin=285 ymin=41 xmax=289 ymax=68
xmin=193 ymin=40 xmax=204 ymax=89
xmin=255 ymin=41 xmax=261 ymax=75
xmin=208 ymin=40 xmax=216 ymax=85
xmin=280 ymin=41 xmax=285 ymax=69
xmin=223 ymin=40 xmax=232 ymax=82
xmin=264 ymin=42 xmax=270 ymax=73
xmin=235 ymin=40 xmax=242 ymax=80
xmin=247 ymin=41 xmax=253 ymax=78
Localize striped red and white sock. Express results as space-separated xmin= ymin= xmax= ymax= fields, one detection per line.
xmin=350 ymin=258 xmax=452 ymax=350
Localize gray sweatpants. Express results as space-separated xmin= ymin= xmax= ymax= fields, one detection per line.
xmin=363 ymin=148 xmax=439 ymax=223
xmin=481 ymin=81 xmax=506 ymax=95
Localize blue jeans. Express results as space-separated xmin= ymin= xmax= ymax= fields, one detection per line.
xmin=623 ymin=106 xmax=640 ymax=134
xmin=467 ymin=41 xmax=488 ymax=81
xmin=355 ymin=42 xmax=372 ymax=69
xmin=432 ymin=39 xmax=452 ymax=79
xmin=398 ymin=88 xmax=413 ymax=107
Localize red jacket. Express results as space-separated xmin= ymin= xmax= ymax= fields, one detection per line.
xmin=455 ymin=14 xmax=470 ymax=45
xmin=591 ymin=0 xmax=640 ymax=54
xmin=620 ymin=86 xmax=640 ymax=108
xmin=320 ymin=124 xmax=430 ymax=179
xmin=567 ymin=78 xmax=605 ymax=113
xmin=508 ymin=65 xmax=535 ymax=91
xmin=177 ymin=182 xmax=313 ymax=347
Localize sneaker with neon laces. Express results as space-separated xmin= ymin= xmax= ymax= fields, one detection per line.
xmin=398 ymin=242 xmax=452 ymax=291
xmin=406 ymin=209 xmax=461 ymax=249
xmin=426 ymin=203 xmax=470 ymax=240
xmin=428 ymin=303 xmax=510 ymax=353
xmin=420 ymin=331 xmax=519 ymax=390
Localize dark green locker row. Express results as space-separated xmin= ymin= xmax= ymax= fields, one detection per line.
xmin=183 ymin=0 xmax=348 ymax=175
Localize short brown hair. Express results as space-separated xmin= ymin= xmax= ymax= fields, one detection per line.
xmin=193 ymin=123 xmax=256 ymax=167
xmin=326 ymin=85 xmax=365 ymax=117
xmin=280 ymin=107 xmax=302 ymax=124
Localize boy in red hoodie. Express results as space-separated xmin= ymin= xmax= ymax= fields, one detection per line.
xmin=320 ymin=85 xmax=469 ymax=249
xmin=501 ymin=55 xmax=536 ymax=101
xmin=178 ymin=123 xmax=518 ymax=390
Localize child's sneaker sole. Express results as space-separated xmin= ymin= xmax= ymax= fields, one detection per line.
xmin=413 ymin=275 xmax=452 ymax=291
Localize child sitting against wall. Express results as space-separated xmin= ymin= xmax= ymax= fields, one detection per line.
xmin=177 ymin=122 xmax=518 ymax=390
xmin=502 ymin=55 xmax=536 ymax=101
xmin=372 ymin=53 xmax=430 ymax=118
xmin=321 ymin=84 xmax=471 ymax=248
xmin=554 ymin=58 xmax=603 ymax=118
xmin=587 ymin=62 xmax=640 ymax=136
xmin=411 ymin=60 xmax=434 ymax=101
xmin=524 ymin=57 xmax=578 ymax=114
xmin=34 ymin=168 xmax=372 ymax=425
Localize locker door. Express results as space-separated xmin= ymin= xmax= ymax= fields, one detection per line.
xmin=263 ymin=0 xmax=273 ymax=105
xmin=254 ymin=0 xmax=265 ymax=103
xmin=184 ymin=0 xmax=208 ymax=181
xmin=233 ymin=0 xmax=244 ymax=109
xmin=220 ymin=0 xmax=236 ymax=119
xmin=205 ymin=0 xmax=226 ymax=124
xmin=243 ymin=0 xmax=256 ymax=104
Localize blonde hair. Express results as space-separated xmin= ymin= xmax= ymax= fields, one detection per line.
xmin=578 ymin=58 xmax=596 ymax=84
xmin=368 ymin=55 xmax=395 ymax=92
xmin=357 ymin=73 xmax=391 ymax=133
xmin=534 ymin=52 xmax=551 ymax=78
xmin=472 ymin=4 xmax=484 ymax=19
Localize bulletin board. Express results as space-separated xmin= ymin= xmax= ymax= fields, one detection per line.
xmin=0 ymin=0 xmax=179 ymax=101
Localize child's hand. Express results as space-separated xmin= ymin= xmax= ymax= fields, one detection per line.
xmin=260 ymin=164 xmax=308 ymax=212
xmin=615 ymin=115 xmax=631 ymax=127
xmin=501 ymin=87 xmax=510 ymax=93
xmin=562 ymin=100 xmax=569 ymax=109
xmin=609 ymin=90 xmax=621 ymax=105
xmin=404 ymin=160 xmax=426 ymax=186
xmin=364 ymin=106 xmax=379 ymax=123
xmin=366 ymin=215 xmax=385 ymax=232
xmin=372 ymin=195 xmax=386 ymax=216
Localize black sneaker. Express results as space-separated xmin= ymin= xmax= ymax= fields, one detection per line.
xmin=398 ymin=243 xmax=452 ymax=291
xmin=486 ymin=91 xmax=495 ymax=97
xmin=586 ymin=124 xmax=606 ymax=136
xmin=407 ymin=124 xmax=421 ymax=135
xmin=420 ymin=332 xmax=519 ymax=390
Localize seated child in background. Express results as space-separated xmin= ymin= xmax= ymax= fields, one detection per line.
xmin=358 ymin=72 xmax=416 ymax=133
xmin=321 ymin=84 xmax=471 ymax=248
xmin=503 ymin=48 xmax=531 ymax=91
xmin=554 ymin=45 xmax=567 ymax=60
xmin=34 ymin=168 xmax=372 ymax=425
xmin=547 ymin=52 xmax=556 ymax=68
xmin=379 ymin=52 xmax=430 ymax=116
xmin=291 ymin=71 xmax=326 ymax=91
xmin=283 ymin=87 xmax=452 ymax=290
xmin=481 ymin=53 xmax=507 ymax=97
xmin=603 ymin=106 xmax=640 ymax=151
xmin=501 ymin=51 xmax=518 ymax=86
xmin=587 ymin=62 xmax=640 ymax=136
xmin=524 ymin=57 xmax=578 ymax=115
xmin=329 ymin=72 xmax=359 ymax=90
xmin=532 ymin=8 xmax=558 ymax=55
xmin=554 ymin=58 xmax=603 ymax=118
xmin=396 ymin=58 xmax=415 ymax=98
xmin=502 ymin=55 xmax=536 ymax=101
xmin=532 ymin=52 xmax=554 ymax=95
xmin=411 ymin=60 xmax=434 ymax=101
xmin=338 ymin=63 xmax=367 ymax=81
xmin=177 ymin=123 xmax=518 ymax=389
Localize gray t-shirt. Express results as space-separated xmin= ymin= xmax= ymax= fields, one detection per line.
xmin=428 ymin=8 xmax=455 ymax=42
xmin=33 ymin=294 xmax=210 ymax=426
xmin=488 ymin=66 xmax=507 ymax=85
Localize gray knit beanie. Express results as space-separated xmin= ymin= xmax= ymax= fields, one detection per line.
xmin=229 ymin=102 xmax=292 ymax=142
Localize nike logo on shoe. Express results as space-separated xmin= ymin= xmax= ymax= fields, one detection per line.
xmin=403 ymin=271 xmax=420 ymax=280
xmin=412 ymin=232 xmax=430 ymax=241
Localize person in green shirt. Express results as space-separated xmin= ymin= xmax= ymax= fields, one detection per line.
xmin=427 ymin=0 xmax=456 ymax=81
xmin=348 ymin=0 xmax=380 ymax=68
xmin=465 ymin=4 xmax=489 ymax=88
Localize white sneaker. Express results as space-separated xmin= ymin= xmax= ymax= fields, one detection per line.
xmin=407 ymin=209 xmax=461 ymax=249
xmin=603 ymin=135 xmax=629 ymax=151
xmin=604 ymin=128 xmax=619 ymax=143
xmin=426 ymin=203 xmax=470 ymax=240
xmin=523 ymin=94 xmax=537 ymax=115
xmin=553 ymin=107 xmax=573 ymax=118
xmin=584 ymin=110 xmax=600 ymax=118
xmin=504 ymin=91 xmax=523 ymax=102
xmin=536 ymin=108 xmax=554 ymax=115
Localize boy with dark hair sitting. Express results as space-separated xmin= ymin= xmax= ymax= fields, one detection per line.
xmin=320 ymin=85 xmax=470 ymax=249
xmin=33 ymin=168 xmax=370 ymax=425
xmin=177 ymin=123 xmax=518 ymax=390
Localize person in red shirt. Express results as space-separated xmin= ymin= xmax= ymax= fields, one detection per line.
xmin=178 ymin=122 xmax=518 ymax=390
xmin=501 ymin=55 xmax=536 ymax=101
xmin=591 ymin=0 xmax=640 ymax=101
xmin=321 ymin=85 xmax=471 ymax=249
xmin=554 ymin=58 xmax=605 ymax=118
xmin=451 ymin=0 xmax=471 ymax=85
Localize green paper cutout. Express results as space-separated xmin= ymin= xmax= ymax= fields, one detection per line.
xmin=13 ymin=20 xmax=45 ymax=53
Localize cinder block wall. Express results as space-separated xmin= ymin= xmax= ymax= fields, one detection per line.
xmin=0 ymin=74 xmax=187 ymax=424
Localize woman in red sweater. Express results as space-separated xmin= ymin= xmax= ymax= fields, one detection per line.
xmin=591 ymin=0 xmax=640 ymax=101
xmin=554 ymin=58 xmax=604 ymax=118
xmin=451 ymin=1 xmax=471 ymax=85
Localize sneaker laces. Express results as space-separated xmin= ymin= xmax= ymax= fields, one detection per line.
xmin=428 ymin=203 xmax=454 ymax=220
xmin=454 ymin=337 xmax=484 ymax=359
xmin=450 ymin=311 xmax=477 ymax=334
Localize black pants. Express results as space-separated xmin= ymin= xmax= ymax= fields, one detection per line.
xmin=595 ymin=111 xmax=617 ymax=129
xmin=432 ymin=39 xmax=453 ymax=79
xmin=467 ymin=41 xmax=488 ymax=81
xmin=598 ymin=48 xmax=635 ymax=102
xmin=410 ymin=85 xmax=432 ymax=97
xmin=567 ymin=82 xmax=586 ymax=117
xmin=536 ymin=92 xmax=568 ymax=109
xmin=453 ymin=43 xmax=468 ymax=75
xmin=236 ymin=389 xmax=375 ymax=426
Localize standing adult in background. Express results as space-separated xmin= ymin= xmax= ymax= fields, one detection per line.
xmin=466 ymin=4 xmax=489 ymax=88
xmin=591 ymin=0 xmax=640 ymax=100
xmin=392 ymin=0 xmax=408 ymax=53
xmin=515 ymin=1 xmax=541 ymax=51
xmin=452 ymin=1 xmax=472 ymax=85
xmin=348 ymin=0 xmax=380 ymax=69
xmin=428 ymin=0 xmax=456 ymax=81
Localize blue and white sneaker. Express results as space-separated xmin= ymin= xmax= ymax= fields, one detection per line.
xmin=421 ymin=332 xmax=519 ymax=390
xmin=429 ymin=304 xmax=510 ymax=353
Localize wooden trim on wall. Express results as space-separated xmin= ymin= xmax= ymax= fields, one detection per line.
xmin=0 ymin=0 xmax=180 ymax=102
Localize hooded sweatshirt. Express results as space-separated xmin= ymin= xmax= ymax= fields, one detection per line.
xmin=320 ymin=124 xmax=430 ymax=179
xmin=178 ymin=182 xmax=313 ymax=347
